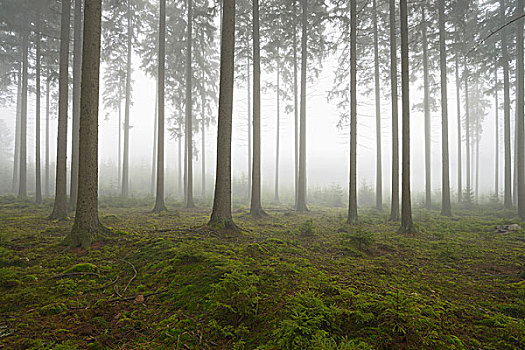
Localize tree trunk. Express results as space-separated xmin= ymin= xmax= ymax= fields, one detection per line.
xmin=293 ymin=0 xmax=299 ymax=206
xmin=373 ymin=0 xmax=382 ymax=211
xmin=500 ymin=0 xmax=512 ymax=208
xmin=438 ymin=0 xmax=451 ymax=216
xmin=201 ymin=76 xmax=206 ymax=198
xmin=153 ymin=0 xmax=167 ymax=213
xmin=178 ymin=124 xmax=182 ymax=197
xmin=18 ymin=23 xmax=28 ymax=198
xmin=422 ymin=5 xmax=431 ymax=210
xmin=476 ymin=124 xmax=480 ymax=201
xmin=400 ymin=0 xmax=414 ymax=233
xmin=35 ymin=16 xmax=42 ymax=204
xmin=185 ymin=0 xmax=195 ymax=208
xmin=348 ymin=0 xmax=358 ymax=223
xmin=250 ymin=0 xmax=266 ymax=216
xmin=122 ymin=2 xmax=132 ymax=198
xmin=464 ymin=57 xmax=471 ymax=201
xmin=296 ymin=0 xmax=308 ymax=212
xmin=69 ymin=0 xmax=83 ymax=211
xmin=275 ymin=55 xmax=280 ymax=203
xmin=247 ymin=57 xmax=252 ymax=200
xmin=455 ymin=40 xmax=462 ymax=203
xmin=45 ymin=69 xmax=50 ymax=197
xmin=12 ymin=54 xmax=21 ymax=194
xmin=50 ymin=0 xmax=70 ymax=219
xmin=69 ymin=0 xmax=104 ymax=248
xmin=118 ymin=86 xmax=122 ymax=187
xmin=514 ymin=105 xmax=518 ymax=205
xmin=389 ymin=0 xmax=399 ymax=221
xmin=151 ymin=85 xmax=158 ymax=196
xmin=209 ymin=0 xmax=237 ymax=229
xmin=495 ymin=66 xmax=499 ymax=199
xmin=517 ymin=0 xmax=525 ymax=219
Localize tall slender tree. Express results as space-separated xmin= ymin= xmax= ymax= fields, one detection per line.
xmin=348 ymin=0 xmax=357 ymax=223
xmin=439 ymin=0 xmax=452 ymax=216
xmin=18 ymin=21 xmax=28 ymax=199
xmin=421 ymin=5 xmax=431 ymax=210
xmin=209 ymin=0 xmax=237 ymax=229
xmin=516 ymin=0 xmax=524 ymax=219
xmin=153 ymin=0 xmax=167 ymax=213
xmin=455 ymin=36 xmax=462 ymax=203
xmin=389 ymin=0 xmax=399 ymax=221
xmin=500 ymin=0 xmax=512 ymax=208
xmin=69 ymin=0 xmax=104 ymax=248
xmin=35 ymin=15 xmax=42 ymax=204
xmin=185 ymin=0 xmax=195 ymax=208
xmin=69 ymin=0 xmax=83 ymax=211
xmin=400 ymin=0 xmax=414 ymax=233
xmin=250 ymin=0 xmax=267 ymax=217
xmin=50 ymin=0 xmax=71 ymax=219
xmin=372 ymin=0 xmax=382 ymax=211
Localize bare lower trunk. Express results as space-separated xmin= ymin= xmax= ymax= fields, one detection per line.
xmin=293 ymin=0 xmax=299 ymax=206
xmin=209 ymin=0 xmax=237 ymax=229
xmin=12 ymin=55 xmax=21 ymax=194
xmin=439 ymin=0 xmax=451 ymax=216
xmin=178 ymin=126 xmax=182 ymax=197
xmin=35 ymin=16 xmax=42 ymax=204
xmin=495 ymin=66 xmax=499 ymax=198
xmin=18 ymin=25 xmax=28 ymax=198
xmin=151 ymin=86 xmax=158 ymax=196
xmin=422 ymin=6 xmax=431 ymax=210
xmin=373 ymin=0 xmax=382 ymax=211
xmin=45 ymin=70 xmax=50 ymax=197
xmin=348 ymin=0 xmax=358 ymax=223
xmin=400 ymin=0 xmax=414 ymax=233
xmin=246 ymin=57 xmax=252 ymax=200
xmin=455 ymin=43 xmax=462 ymax=203
xmin=153 ymin=0 xmax=167 ymax=213
xmin=389 ymin=0 xmax=399 ymax=221
xmin=50 ymin=0 xmax=71 ymax=219
xmin=464 ymin=58 xmax=471 ymax=200
xmin=517 ymin=0 xmax=524 ymax=219
xmin=201 ymin=92 xmax=206 ymax=198
xmin=118 ymin=87 xmax=122 ymax=187
xmin=296 ymin=0 xmax=308 ymax=212
xmin=69 ymin=0 xmax=104 ymax=248
xmin=250 ymin=0 xmax=266 ymax=217
xmin=185 ymin=0 xmax=195 ymax=208
xmin=69 ymin=0 xmax=83 ymax=211
xmin=501 ymin=0 xmax=512 ymax=208
xmin=122 ymin=3 xmax=132 ymax=198
xmin=274 ymin=56 xmax=280 ymax=204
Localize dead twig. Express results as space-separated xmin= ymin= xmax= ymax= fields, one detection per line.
xmin=107 ymin=290 xmax=162 ymax=303
xmin=90 ymin=276 xmax=120 ymax=291
xmin=120 ymin=259 xmax=137 ymax=294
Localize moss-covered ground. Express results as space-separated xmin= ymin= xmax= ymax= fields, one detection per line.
xmin=0 ymin=196 xmax=523 ymax=349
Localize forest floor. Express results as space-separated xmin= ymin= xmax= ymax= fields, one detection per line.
xmin=0 ymin=196 xmax=523 ymax=349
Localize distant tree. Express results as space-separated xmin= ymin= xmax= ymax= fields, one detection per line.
xmin=516 ymin=0 xmax=524 ymax=220
xmin=389 ymin=0 xmax=400 ymax=220
xmin=348 ymin=0 xmax=357 ymax=223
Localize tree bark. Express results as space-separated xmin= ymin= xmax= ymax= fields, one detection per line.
xmin=422 ymin=5 xmax=431 ymax=210
xmin=209 ymin=0 xmax=238 ymax=229
xmin=178 ymin=123 xmax=182 ymax=197
xmin=185 ymin=0 xmax=195 ymax=208
xmin=12 ymin=51 xmax=21 ymax=194
xmin=438 ymin=0 xmax=451 ymax=216
xmin=70 ymin=0 xmax=83 ymax=211
xmin=389 ymin=0 xmax=399 ymax=221
xmin=400 ymin=0 xmax=414 ymax=233
xmin=250 ymin=0 xmax=266 ymax=216
xmin=35 ymin=16 xmax=42 ymax=204
xmin=293 ymin=0 xmax=299 ymax=207
xmin=45 ymin=69 xmax=50 ymax=197
xmin=517 ymin=0 xmax=524 ymax=219
xmin=274 ymin=55 xmax=280 ymax=204
xmin=151 ymin=84 xmax=158 ymax=197
xmin=296 ymin=0 xmax=308 ymax=212
xmin=373 ymin=0 xmax=382 ymax=211
xmin=69 ymin=0 xmax=104 ymax=249
xmin=122 ymin=2 xmax=132 ymax=198
xmin=348 ymin=0 xmax=358 ymax=223
xmin=201 ymin=74 xmax=206 ymax=198
xmin=18 ymin=23 xmax=28 ymax=198
xmin=464 ymin=57 xmax=471 ymax=201
xmin=500 ymin=0 xmax=512 ymax=208
xmin=247 ymin=57 xmax=252 ymax=200
xmin=455 ymin=39 xmax=462 ymax=203
xmin=118 ymin=85 xmax=122 ymax=187
xmin=50 ymin=0 xmax=71 ymax=219
xmin=153 ymin=0 xmax=167 ymax=213
xmin=495 ymin=66 xmax=499 ymax=199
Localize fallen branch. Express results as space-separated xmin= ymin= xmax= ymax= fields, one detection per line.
xmin=120 ymin=259 xmax=137 ymax=294
xmin=48 ymin=272 xmax=101 ymax=280
xmin=90 ymin=276 xmax=119 ymax=291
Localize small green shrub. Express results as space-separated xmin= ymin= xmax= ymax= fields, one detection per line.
xmin=299 ymin=219 xmax=315 ymax=236
xmin=342 ymin=229 xmax=374 ymax=251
